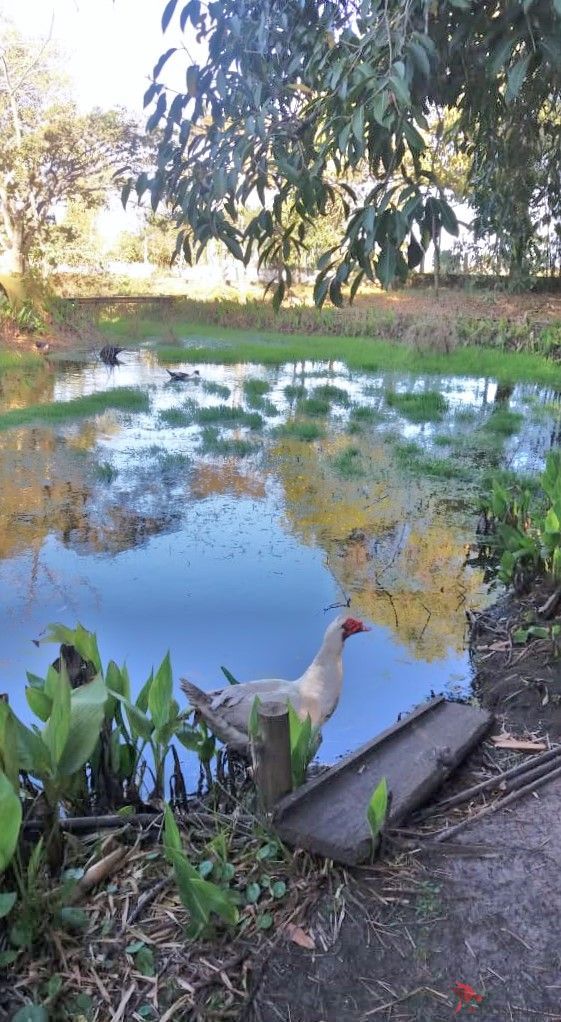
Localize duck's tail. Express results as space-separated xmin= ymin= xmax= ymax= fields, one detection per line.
xmin=180 ymin=678 xmax=249 ymax=754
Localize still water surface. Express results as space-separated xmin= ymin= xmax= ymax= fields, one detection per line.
xmin=1 ymin=345 xmax=559 ymax=762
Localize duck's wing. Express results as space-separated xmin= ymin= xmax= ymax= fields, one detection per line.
xmin=209 ymin=678 xmax=292 ymax=711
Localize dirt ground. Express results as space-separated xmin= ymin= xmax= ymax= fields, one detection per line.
xmin=251 ymin=769 xmax=561 ymax=1021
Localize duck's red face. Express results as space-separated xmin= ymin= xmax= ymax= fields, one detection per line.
xmin=341 ymin=617 xmax=370 ymax=640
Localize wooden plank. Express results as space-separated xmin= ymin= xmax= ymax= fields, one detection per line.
xmin=273 ymin=698 xmax=493 ymax=865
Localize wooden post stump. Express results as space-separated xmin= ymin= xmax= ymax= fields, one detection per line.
xmin=252 ymin=701 xmax=292 ymax=812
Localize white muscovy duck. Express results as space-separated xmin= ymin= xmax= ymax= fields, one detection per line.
xmin=181 ymin=615 xmax=370 ymax=753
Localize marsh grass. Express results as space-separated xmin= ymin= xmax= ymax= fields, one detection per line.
xmin=392 ymin=437 xmax=469 ymax=480
xmin=350 ymin=404 xmax=383 ymax=422
xmin=159 ymin=406 xmax=195 ymax=427
xmin=433 ymin=434 xmax=452 ymax=448
xmin=101 ymin=321 xmax=561 ymax=388
xmin=483 ymin=408 xmax=524 ymax=436
xmin=199 ymin=427 xmax=257 ymax=457
xmin=246 ymin=396 xmax=280 ymax=416
xmin=0 ymin=387 xmax=149 ymax=431
xmin=284 ymin=384 xmax=307 ymax=401
xmin=201 ymin=380 xmax=231 ymax=399
xmin=195 ymin=404 xmax=263 ymax=430
xmin=331 ymin=446 xmax=366 ymax=478
xmin=296 ymin=396 xmax=331 ymax=417
xmin=0 ymin=348 xmax=42 ymax=370
xmin=158 ymin=451 xmax=191 ymax=472
xmin=386 ymin=389 xmax=448 ymax=422
xmin=313 ymin=384 xmax=350 ymax=406
xmin=243 ymin=378 xmax=270 ymax=397
xmin=95 ymin=461 xmax=118 ymax=483
xmin=455 ymin=408 xmax=478 ymax=424
xmin=275 ymin=419 xmax=324 ymax=441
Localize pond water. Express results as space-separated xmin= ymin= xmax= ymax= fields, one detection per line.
xmin=1 ymin=343 xmax=560 ymax=763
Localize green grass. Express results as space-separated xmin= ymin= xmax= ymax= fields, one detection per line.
xmin=158 ymin=451 xmax=191 ymax=472
xmin=201 ymin=380 xmax=231 ymax=399
xmin=386 ymin=389 xmax=449 ymax=422
xmin=482 ymin=408 xmax=524 ymax=436
xmin=199 ymin=427 xmax=257 ymax=457
xmin=433 ymin=434 xmax=452 ymax=447
xmin=159 ymin=406 xmax=194 ymax=427
xmin=246 ymin=396 xmax=280 ymax=416
xmin=194 ymin=404 xmax=263 ymax=430
xmin=98 ymin=319 xmax=561 ymax=387
xmin=275 ymin=419 xmax=324 ymax=442
xmin=350 ymin=404 xmax=383 ymax=422
xmin=243 ymin=378 xmax=270 ymax=397
xmin=296 ymin=396 xmax=331 ymax=417
xmin=0 ymin=348 xmax=43 ymax=370
xmin=95 ymin=461 xmax=118 ymax=483
xmin=391 ymin=437 xmax=469 ymax=480
xmin=312 ymin=384 xmax=350 ymax=406
xmin=0 ymin=387 xmax=149 ymax=431
xmin=284 ymin=384 xmax=307 ymax=400
xmin=455 ymin=407 xmax=478 ymax=424
xmin=331 ymin=446 xmax=366 ymax=478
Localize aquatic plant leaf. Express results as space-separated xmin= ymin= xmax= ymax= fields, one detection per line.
xmin=109 ymin=690 xmax=153 ymax=741
xmin=221 ymin=665 xmax=239 ymax=686
xmin=0 ymin=890 xmax=17 ymax=918
xmin=136 ymin=671 xmax=154 ymax=713
xmin=56 ymin=675 xmax=107 ymax=776
xmin=25 ymin=686 xmax=52 ymax=723
xmin=0 ymin=768 xmax=22 ymax=874
xmin=163 ymin=802 xmax=185 ymax=860
xmin=148 ymin=652 xmax=173 ymax=728
xmin=42 ymin=660 xmax=71 ymax=769
xmin=10 ymin=1007 xmax=48 ymax=1022
xmin=0 ymin=703 xmax=21 ymax=790
xmin=367 ymin=776 xmax=389 ymax=843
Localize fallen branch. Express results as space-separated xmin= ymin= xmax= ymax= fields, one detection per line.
xmin=415 ymin=744 xmax=561 ymax=818
xmin=432 ymin=761 xmax=561 ymax=843
xmin=23 ymin=812 xmax=160 ymax=835
xmin=71 ymin=847 xmax=129 ymax=902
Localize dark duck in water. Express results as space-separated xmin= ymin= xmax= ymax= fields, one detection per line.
xmin=166 ymin=368 xmax=200 ymax=382
xmin=99 ymin=345 xmax=124 ymax=365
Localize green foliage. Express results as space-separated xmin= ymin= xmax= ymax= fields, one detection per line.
xmin=198 ymin=427 xmax=258 ymax=458
xmin=275 ymin=419 xmax=324 ymax=442
xmin=0 ymin=770 xmax=22 ymax=874
xmin=0 ymin=27 xmax=138 ymax=274
xmin=0 ymin=388 xmax=149 ymax=432
xmin=385 ymin=389 xmax=448 ymax=422
xmin=163 ymin=804 xmax=238 ymax=937
xmin=195 ymin=404 xmax=263 ymax=430
xmin=287 ymin=703 xmax=321 ymax=788
xmin=331 ymin=446 xmax=366 ymax=478
xmin=367 ymin=777 xmax=389 ymax=848
xmin=139 ymin=0 xmax=561 ymax=298
xmin=483 ymin=408 xmax=523 ymax=436
xmin=480 ymin=452 xmax=561 ymax=586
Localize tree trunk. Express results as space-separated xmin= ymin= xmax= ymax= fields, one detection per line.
xmin=432 ymin=215 xmax=440 ymax=297
xmin=4 ymin=223 xmax=27 ymax=275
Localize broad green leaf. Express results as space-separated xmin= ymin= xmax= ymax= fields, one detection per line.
xmin=135 ymin=946 xmax=155 ymax=976
xmin=25 ymin=686 xmax=52 ymax=723
xmin=187 ymin=877 xmax=239 ymax=925
xmin=376 ymin=243 xmax=397 ymax=288
xmin=506 ymin=56 xmax=531 ymax=103
xmin=0 ymin=703 xmax=20 ymax=790
xmin=136 ymin=671 xmax=153 ymax=713
xmin=11 ymin=1007 xmax=48 ymax=1022
xmin=56 ymin=675 xmax=107 ymax=776
xmin=437 ymin=199 xmax=459 ymax=237
xmin=245 ymin=882 xmax=261 ymax=903
xmin=0 ymin=768 xmax=22 ymax=873
xmin=513 ymin=628 xmax=529 ymax=644
xmin=109 ymin=690 xmax=153 ymax=741
xmin=0 ymin=890 xmax=17 ymax=918
xmin=42 ymin=661 xmax=71 ymax=769
xmin=148 ymin=652 xmax=173 ymax=728
xmin=367 ymin=777 xmax=389 ymax=842
xmin=163 ymin=802 xmax=184 ymax=860
xmin=544 ymin=508 xmax=560 ymax=533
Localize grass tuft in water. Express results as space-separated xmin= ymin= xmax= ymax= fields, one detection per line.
xmin=296 ymin=396 xmax=331 ymax=417
xmin=433 ymin=434 xmax=452 ymax=448
xmin=483 ymin=408 xmax=524 ymax=436
xmin=159 ymin=451 xmax=191 ymax=473
xmin=159 ymin=406 xmax=194 ymax=427
xmin=201 ymin=380 xmax=231 ymax=399
xmin=386 ymin=389 xmax=448 ymax=422
xmin=0 ymin=387 xmax=149 ymax=431
xmin=95 ymin=461 xmax=118 ymax=483
xmin=199 ymin=427 xmax=257 ymax=457
xmin=243 ymin=378 xmax=270 ymax=397
xmin=284 ymin=383 xmax=307 ymax=401
xmin=313 ymin=384 xmax=350 ymax=406
xmin=350 ymin=404 xmax=383 ymax=422
xmin=331 ymin=446 xmax=365 ymax=478
xmin=195 ymin=404 xmax=263 ymax=430
xmin=276 ymin=419 xmax=324 ymax=442
xmin=246 ymin=396 xmax=280 ymax=416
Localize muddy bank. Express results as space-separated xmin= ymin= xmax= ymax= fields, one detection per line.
xmin=471 ymin=580 xmax=561 ymax=737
